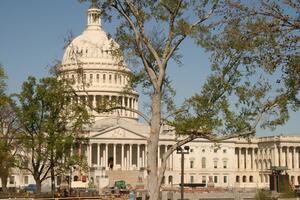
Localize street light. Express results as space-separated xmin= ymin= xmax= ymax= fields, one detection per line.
xmin=176 ymin=146 xmax=190 ymax=200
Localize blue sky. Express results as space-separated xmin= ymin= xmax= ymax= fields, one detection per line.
xmin=0 ymin=0 xmax=299 ymax=136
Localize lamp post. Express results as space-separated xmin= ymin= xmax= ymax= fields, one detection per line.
xmin=176 ymin=146 xmax=190 ymax=200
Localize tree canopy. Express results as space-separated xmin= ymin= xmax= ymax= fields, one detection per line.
xmin=14 ymin=76 xmax=92 ymax=193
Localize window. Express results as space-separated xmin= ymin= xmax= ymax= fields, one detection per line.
xmin=214 ymin=176 xmax=218 ymax=183
xmin=90 ymin=74 xmax=93 ymax=82
xmin=236 ymin=176 xmax=240 ymax=183
xmin=223 ymin=176 xmax=227 ymax=183
xmin=202 ymin=176 xmax=206 ymax=184
xmin=190 ymin=176 xmax=194 ymax=183
xmin=9 ymin=176 xmax=14 ymax=184
xmin=214 ymin=149 xmax=218 ymax=153
xmin=201 ymin=157 xmax=206 ymax=168
xmin=202 ymin=149 xmax=205 ymax=153
xmin=190 ymin=148 xmax=194 ymax=153
xmin=114 ymin=74 xmax=117 ymax=84
xmin=24 ymin=176 xmax=28 ymax=184
xmin=96 ymin=74 xmax=99 ymax=83
xmin=109 ymin=75 xmax=112 ymax=83
xmin=223 ymin=160 xmax=227 ymax=169
xmin=83 ymin=73 xmax=86 ymax=83
xmin=249 ymin=176 xmax=253 ymax=183
xmin=190 ymin=161 xmax=194 ymax=169
xmin=243 ymin=175 xmax=247 ymax=182
xmin=223 ymin=149 xmax=227 ymax=153
xmin=103 ymin=74 xmax=106 ymax=83
xmin=214 ymin=160 xmax=218 ymax=169
xmin=168 ymin=176 xmax=173 ymax=185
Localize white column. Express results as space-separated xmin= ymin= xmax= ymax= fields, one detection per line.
xmin=113 ymin=144 xmax=117 ymax=169
xmin=129 ymin=144 xmax=133 ymax=170
xmin=164 ymin=145 xmax=168 ymax=169
xmin=137 ymin=144 xmax=140 ymax=169
xmin=121 ymin=144 xmax=124 ymax=170
xmin=88 ymin=144 xmax=92 ymax=166
xmin=251 ymin=148 xmax=254 ymax=170
xmin=105 ymin=144 xmax=108 ymax=169
xmin=158 ymin=145 xmax=161 ymax=167
xmin=287 ymin=147 xmax=291 ymax=168
xmin=274 ymin=146 xmax=279 ymax=166
xmin=239 ymin=148 xmax=243 ymax=169
xmin=97 ymin=144 xmax=100 ymax=167
xmin=93 ymin=95 xmax=96 ymax=108
xmin=145 ymin=144 xmax=148 ymax=168
xmin=246 ymin=148 xmax=249 ymax=170
xmin=295 ymin=147 xmax=299 ymax=169
xmin=278 ymin=147 xmax=281 ymax=166
xmin=142 ymin=145 xmax=145 ymax=168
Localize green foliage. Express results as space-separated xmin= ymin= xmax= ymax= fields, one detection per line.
xmin=14 ymin=76 xmax=92 ymax=189
xmin=0 ymin=65 xmax=19 ymax=191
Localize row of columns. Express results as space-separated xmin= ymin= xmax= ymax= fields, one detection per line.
xmin=89 ymin=143 xmax=147 ymax=170
xmin=87 ymin=143 xmax=174 ymax=171
xmin=276 ymin=146 xmax=300 ymax=169
xmin=236 ymin=148 xmax=255 ymax=170
xmin=235 ymin=146 xmax=300 ymax=170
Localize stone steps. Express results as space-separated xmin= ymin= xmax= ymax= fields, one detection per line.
xmin=106 ymin=170 xmax=146 ymax=187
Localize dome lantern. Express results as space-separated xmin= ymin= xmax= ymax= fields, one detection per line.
xmin=87 ymin=0 xmax=101 ymax=30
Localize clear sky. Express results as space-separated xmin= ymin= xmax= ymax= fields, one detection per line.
xmin=0 ymin=0 xmax=299 ymax=136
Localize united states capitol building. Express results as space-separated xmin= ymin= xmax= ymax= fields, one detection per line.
xmin=4 ymin=3 xmax=300 ymax=191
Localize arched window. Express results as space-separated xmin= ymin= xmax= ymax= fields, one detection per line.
xmin=202 ymin=157 xmax=206 ymax=168
xmin=249 ymin=176 xmax=253 ymax=183
xmin=236 ymin=176 xmax=240 ymax=183
xmin=168 ymin=176 xmax=173 ymax=185
xmin=223 ymin=159 xmax=228 ymax=169
xmin=103 ymin=74 xmax=106 ymax=83
xmin=243 ymin=175 xmax=247 ymax=182
xmin=74 ymin=176 xmax=79 ymax=181
xmin=213 ymin=158 xmax=218 ymax=169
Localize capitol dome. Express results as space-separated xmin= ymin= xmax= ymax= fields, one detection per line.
xmin=59 ymin=3 xmax=138 ymax=121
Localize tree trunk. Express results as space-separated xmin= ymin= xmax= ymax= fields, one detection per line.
xmin=1 ymin=175 xmax=8 ymax=193
xmin=51 ymin=167 xmax=55 ymax=197
xmin=35 ymin=177 xmax=42 ymax=194
xmin=147 ymin=92 xmax=162 ymax=200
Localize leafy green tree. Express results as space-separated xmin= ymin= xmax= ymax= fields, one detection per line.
xmin=78 ymin=1 xmax=299 ymax=199
xmin=14 ymin=76 xmax=92 ymax=194
xmin=0 ymin=66 xmax=20 ymax=193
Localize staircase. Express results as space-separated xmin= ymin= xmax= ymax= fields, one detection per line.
xmin=106 ymin=170 xmax=146 ymax=187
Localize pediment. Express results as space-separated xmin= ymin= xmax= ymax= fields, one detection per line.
xmin=90 ymin=126 xmax=147 ymax=139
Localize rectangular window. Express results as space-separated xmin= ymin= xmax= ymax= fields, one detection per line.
xmin=190 ymin=161 xmax=194 ymax=169
xmin=223 ymin=176 xmax=227 ymax=183
xmin=24 ymin=176 xmax=28 ymax=184
xmin=201 ymin=158 xmax=206 ymax=169
xmin=9 ymin=176 xmax=14 ymax=184
xmin=214 ymin=160 xmax=218 ymax=169
xmin=202 ymin=176 xmax=206 ymax=184
xmin=223 ymin=160 xmax=227 ymax=169
xmin=96 ymin=74 xmax=99 ymax=83
xmin=90 ymin=74 xmax=93 ymax=83
xmin=214 ymin=176 xmax=218 ymax=183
